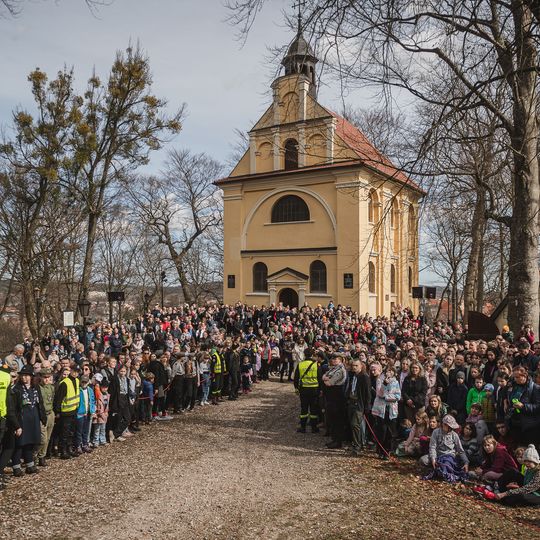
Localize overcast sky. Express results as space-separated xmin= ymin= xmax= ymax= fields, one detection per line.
xmin=1 ymin=0 xmax=437 ymax=285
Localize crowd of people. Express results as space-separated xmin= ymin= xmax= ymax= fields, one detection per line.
xmin=0 ymin=302 xmax=539 ymax=508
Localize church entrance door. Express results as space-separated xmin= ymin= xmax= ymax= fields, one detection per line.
xmin=279 ymin=288 xmax=299 ymax=308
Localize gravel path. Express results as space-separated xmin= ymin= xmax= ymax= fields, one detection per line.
xmin=0 ymin=380 xmax=538 ymax=540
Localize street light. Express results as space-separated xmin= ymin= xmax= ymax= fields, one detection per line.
xmin=143 ymin=291 xmax=151 ymax=313
xmin=78 ymin=297 xmax=91 ymax=326
xmin=160 ymin=271 xmax=167 ymax=307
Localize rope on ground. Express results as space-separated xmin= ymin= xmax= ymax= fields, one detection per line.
xmin=362 ymin=414 xmax=540 ymax=534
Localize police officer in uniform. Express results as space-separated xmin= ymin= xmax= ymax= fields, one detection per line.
xmin=0 ymin=363 xmax=16 ymax=490
xmin=293 ymin=348 xmax=321 ymax=433
xmin=210 ymin=345 xmax=224 ymax=405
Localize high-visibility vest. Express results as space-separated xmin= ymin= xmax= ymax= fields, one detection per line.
xmin=60 ymin=377 xmax=80 ymax=413
xmin=298 ymin=359 xmax=318 ymax=388
xmin=211 ymin=351 xmax=223 ymax=374
xmin=0 ymin=369 xmax=10 ymax=418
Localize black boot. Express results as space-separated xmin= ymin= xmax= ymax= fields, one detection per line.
xmin=26 ymin=465 xmax=39 ymax=474
xmin=38 ymin=457 xmax=47 ymax=467
xmin=311 ymin=425 xmax=320 ymax=433
xmin=12 ymin=468 xmax=24 ymax=478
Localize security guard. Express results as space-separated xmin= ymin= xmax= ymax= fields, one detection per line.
xmin=0 ymin=363 xmax=13 ymax=490
xmin=293 ymin=348 xmax=321 ymax=433
xmin=210 ymin=345 xmax=224 ymax=405
xmin=53 ymin=363 xmax=80 ymax=459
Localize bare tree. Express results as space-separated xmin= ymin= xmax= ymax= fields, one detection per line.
xmin=126 ymin=149 xmax=224 ymax=304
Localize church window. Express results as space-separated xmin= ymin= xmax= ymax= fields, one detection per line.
xmin=368 ymin=261 xmax=376 ymax=294
xmin=368 ymin=190 xmax=376 ymax=223
xmin=390 ymin=264 xmax=396 ymax=294
xmin=284 ymin=138 xmax=299 ymax=170
xmin=253 ymin=262 xmax=268 ymax=292
xmin=408 ymin=266 xmax=413 ymax=293
xmin=310 ymin=260 xmax=327 ymax=293
xmin=271 ymin=195 xmax=310 ymax=223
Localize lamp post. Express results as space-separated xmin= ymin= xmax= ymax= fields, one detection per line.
xmin=78 ymin=296 xmax=91 ymax=327
xmin=143 ymin=291 xmax=151 ymax=314
xmin=160 ymin=271 xmax=167 ymax=308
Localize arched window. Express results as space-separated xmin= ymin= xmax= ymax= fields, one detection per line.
xmin=271 ymin=195 xmax=310 ymax=223
xmin=390 ymin=264 xmax=396 ymax=294
xmin=408 ymin=207 xmax=416 ymax=252
xmin=310 ymin=260 xmax=327 ymax=293
xmin=368 ymin=261 xmax=376 ymax=294
xmin=392 ymin=201 xmax=400 ymax=253
xmin=408 ymin=266 xmax=413 ymax=293
xmin=284 ymin=138 xmax=299 ymax=170
xmin=253 ymin=262 xmax=268 ymax=292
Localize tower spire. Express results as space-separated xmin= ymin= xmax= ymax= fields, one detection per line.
xmin=292 ymin=0 xmax=306 ymax=35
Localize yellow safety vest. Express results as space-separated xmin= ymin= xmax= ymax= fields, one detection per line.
xmin=0 ymin=369 xmax=10 ymax=418
xmin=298 ymin=359 xmax=318 ymax=388
xmin=212 ymin=351 xmax=222 ymax=374
xmin=60 ymin=377 xmax=80 ymax=413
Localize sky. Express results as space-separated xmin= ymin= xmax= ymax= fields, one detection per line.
xmin=1 ymin=0 xmax=438 ymax=285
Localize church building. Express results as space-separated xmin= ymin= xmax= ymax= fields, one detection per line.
xmin=217 ymin=30 xmax=423 ymax=315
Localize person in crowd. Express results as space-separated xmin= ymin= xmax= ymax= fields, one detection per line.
xmin=293 ymin=348 xmax=320 ymax=434
xmin=36 ymin=368 xmax=55 ymax=467
xmin=401 ymin=362 xmax=427 ymax=423
xmin=53 ymin=364 xmax=80 ymax=459
xmin=447 ymin=371 xmax=468 ymax=425
xmin=460 ymin=422 xmax=481 ymax=467
xmin=466 ymin=375 xmax=486 ymax=415
xmin=425 ymin=394 xmax=448 ymax=421
xmin=472 ymin=434 xmax=517 ymax=483
xmin=11 ymin=366 xmax=45 ymax=476
xmin=322 ymin=355 xmax=348 ymax=449
xmin=397 ymin=410 xmax=429 ymax=457
xmin=372 ymin=365 xmax=401 ymax=459
xmin=423 ymin=414 xmax=468 ymax=483
xmin=240 ymin=356 xmax=253 ymax=394
xmin=92 ymin=377 xmax=109 ymax=446
xmin=345 ymin=358 xmax=371 ymax=456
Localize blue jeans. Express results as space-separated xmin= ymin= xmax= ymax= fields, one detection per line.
xmin=92 ymin=423 xmax=106 ymax=446
xmin=74 ymin=415 xmax=92 ymax=449
xmin=201 ymin=373 xmax=211 ymax=402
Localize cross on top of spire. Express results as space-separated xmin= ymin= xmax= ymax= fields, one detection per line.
xmin=292 ymin=0 xmax=306 ymax=35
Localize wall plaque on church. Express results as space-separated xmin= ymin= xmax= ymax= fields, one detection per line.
xmin=227 ymin=275 xmax=236 ymax=288
xmin=343 ymin=273 xmax=353 ymax=289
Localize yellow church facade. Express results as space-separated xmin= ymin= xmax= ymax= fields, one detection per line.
xmin=217 ymin=33 xmax=423 ymax=315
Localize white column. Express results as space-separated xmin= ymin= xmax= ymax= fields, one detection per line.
xmin=269 ymin=285 xmax=277 ymax=305
xmin=298 ymin=123 xmax=306 ymax=167
xmin=298 ymin=284 xmax=306 ymax=307
xmin=272 ymin=128 xmax=281 ymax=171
xmin=325 ymin=118 xmax=336 ymax=163
xmin=298 ymin=78 xmax=309 ymax=121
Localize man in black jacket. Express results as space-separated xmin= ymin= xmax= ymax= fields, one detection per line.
xmin=346 ymin=359 xmax=371 ymax=456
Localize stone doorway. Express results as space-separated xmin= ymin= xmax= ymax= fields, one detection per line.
xmin=279 ymin=287 xmax=299 ymax=308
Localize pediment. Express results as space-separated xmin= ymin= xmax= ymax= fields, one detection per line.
xmin=267 ymin=267 xmax=309 ymax=282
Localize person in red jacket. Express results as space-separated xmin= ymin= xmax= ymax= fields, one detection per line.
xmin=474 ymin=434 xmax=517 ymax=482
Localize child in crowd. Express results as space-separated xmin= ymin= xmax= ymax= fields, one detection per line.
xmin=480 ymin=383 xmax=496 ymax=431
xmin=74 ymin=375 xmax=95 ymax=455
xmin=447 ymin=371 xmax=468 ymax=425
xmin=466 ymin=375 xmax=485 ymax=415
xmin=494 ymin=421 xmax=517 ymax=456
xmin=494 ymin=374 xmax=509 ymax=421
xmin=423 ymin=415 xmax=469 ymax=483
xmin=398 ymin=411 xmax=428 ymax=457
xmin=140 ymin=373 xmax=154 ymax=424
xmin=474 ymin=434 xmax=517 ymax=483
xmin=92 ymin=378 xmax=109 ymax=447
xmin=240 ymin=356 xmax=253 ymax=394
xmin=460 ymin=422 xmax=481 ymax=467
xmin=466 ymin=403 xmax=489 ymax=445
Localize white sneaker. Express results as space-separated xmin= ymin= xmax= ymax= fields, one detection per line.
xmin=115 ymin=436 xmax=126 ymax=442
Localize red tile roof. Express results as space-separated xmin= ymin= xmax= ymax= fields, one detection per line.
xmin=328 ymin=110 xmax=423 ymax=192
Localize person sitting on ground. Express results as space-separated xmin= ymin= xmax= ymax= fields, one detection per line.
xmin=397 ymin=410 xmax=429 ymax=457
xmin=472 ymin=434 xmax=517 ymax=483
xmin=495 ymin=444 xmax=540 ymax=506
xmin=425 ymin=394 xmax=448 ymax=421
xmin=494 ymin=421 xmax=517 ymax=457
xmin=422 ymin=414 xmax=469 ymax=483
xmin=460 ymin=422 xmax=481 ymax=467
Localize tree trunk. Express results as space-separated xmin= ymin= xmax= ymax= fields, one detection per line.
xmin=476 ymin=241 xmax=484 ymax=313
xmin=80 ymin=211 xmax=99 ymax=300
xmin=507 ymin=3 xmax=540 ymax=334
xmin=171 ymin=254 xmax=193 ymax=305
xmin=463 ymin=189 xmax=486 ymax=323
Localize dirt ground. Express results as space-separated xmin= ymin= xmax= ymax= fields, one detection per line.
xmin=0 ymin=380 xmax=538 ymax=540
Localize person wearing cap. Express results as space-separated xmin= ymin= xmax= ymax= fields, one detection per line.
xmin=11 ymin=365 xmax=45 ymax=476
xmin=53 ymin=363 xmax=80 ymax=459
xmin=36 ymin=368 xmax=55 ymax=467
xmin=422 ymin=414 xmax=468 ymax=483
xmin=494 ymin=444 xmax=540 ymax=506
